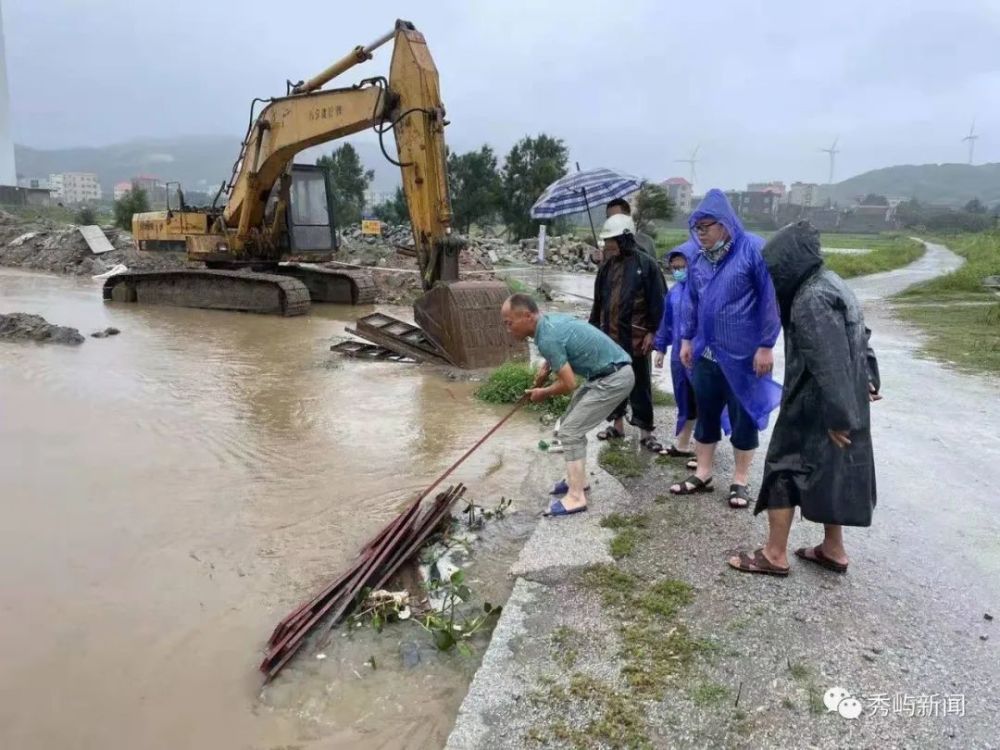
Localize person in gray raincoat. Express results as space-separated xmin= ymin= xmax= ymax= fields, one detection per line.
xmin=728 ymin=221 xmax=881 ymax=577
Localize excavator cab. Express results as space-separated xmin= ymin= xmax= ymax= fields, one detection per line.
xmin=287 ymin=164 xmax=337 ymax=254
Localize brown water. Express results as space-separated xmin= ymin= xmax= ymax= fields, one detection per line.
xmin=0 ymin=268 xmax=548 ymax=750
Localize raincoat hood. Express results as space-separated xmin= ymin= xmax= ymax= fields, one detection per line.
xmin=668 ymin=239 xmax=698 ymax=263
xmin=762 ymin=221 xmax=824 ymax=323
xmin=688 ymin=189 xmax=745 ymax=248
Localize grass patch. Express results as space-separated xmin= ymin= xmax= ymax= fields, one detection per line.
xmin=808 ymin=685 xmax=826 ymax=715
xmin=0 ymin=203 xmax=82 ymax=224
xmin=608 ymin=528 xmax=641 ymax=559
xmin=893 ymin=232 xmax=1000 ymax=374
xmin=788 ymin=660 xmax=811 ymax=681
xmin=598 ymin=441 xmax=645 ymax=479
xmin=781 ymin=697 xmax=797 ymax=710
xmin=653 ymin=228 xmax=693 ymax=258
xmin=600 ymin=518 xmax=646 ymax=561
xmin=505 ymin=276 xmax=532 ymax=295
xmin=896 ymin=301 xmax=1000 ymax=374
xmin=600 ymin=512 xmax=649 ymax=530
xmin=818 ymin=232 xmax=907 ymax=250
xmin=475 ymin=360 xmax=572 ymax=417
xmin=581 ymin=563 xmax=638 ymax=607
xmin=652 ymin=386 xmax=675 ymax=406
xmin=898 ymin=231 xmax=1000 ymax=298
xmin=691 ymin=681 xmax=730 ymax=707
xmin=550 ymin=625 xmax=581 ymax=668
xmin=822 ymin=236 xmax=925 ymax=278
xmin=529 ymin=673 xmax=650 ymax=749
xmin=529 ymin=566 xmax=707 ymax=746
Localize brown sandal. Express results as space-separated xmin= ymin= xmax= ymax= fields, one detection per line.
xmin=729 ymin=548 xmax=790 ymax=577
xmin=795 ymin=545 xmax=848 ymax=574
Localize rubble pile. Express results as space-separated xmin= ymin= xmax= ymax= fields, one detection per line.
xmin=515 ymin=234 xmax=599 ymax=272
xmin=0 ymin=211 xmax=186 ymax=277
xmin=337 ymin=223 xmax=503 ymax=270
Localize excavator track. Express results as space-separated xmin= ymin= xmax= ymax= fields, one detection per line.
xmin=275 ymin=264 xmax=377 ymax=305
xmin=103 ymin=269 xmax=312 ymax=316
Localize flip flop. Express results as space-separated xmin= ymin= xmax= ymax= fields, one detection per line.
xmin=543 ymin=499 xmax=588 ymax=518
xmin=795 ymin=545 xmax=849 ymax=574
xmin=549 ymin=479 xmax=592 ymax=496
xmin=728 ymin=548 xmax=790 ymax=577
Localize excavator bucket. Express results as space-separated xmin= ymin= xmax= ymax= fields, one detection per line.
xmin=413 ymin=281 xmax=525 ymax=369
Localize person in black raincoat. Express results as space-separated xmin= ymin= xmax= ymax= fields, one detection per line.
xmin=589 ymin=214 xmax=666 ymax=451
xmin=728 ymin=221 xmax=881 ymax=577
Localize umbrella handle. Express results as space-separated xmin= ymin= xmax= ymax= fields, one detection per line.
xmin=582 ymin=185 xmax=600 ymax=250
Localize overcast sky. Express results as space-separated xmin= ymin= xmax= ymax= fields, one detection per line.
xmin=4 ymin=0 xmax=999 ymax=189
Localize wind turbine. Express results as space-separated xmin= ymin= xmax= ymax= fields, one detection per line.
xmin=675 ymin=145 xmax=700 ymax=188
xmin=962 ymin=119 xmax=979 ymax=165
xmin=820 ymin=137 xmax=840 ymax=185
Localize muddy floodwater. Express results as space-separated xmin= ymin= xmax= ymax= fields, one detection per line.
xmin=0 ymin=268 xmax=548 ymax=750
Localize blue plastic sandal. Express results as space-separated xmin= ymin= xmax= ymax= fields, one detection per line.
xmin=543 ymin=499 xmax=588 ymax=517
xmin=549 ymin=479 xmax=592 ymax=496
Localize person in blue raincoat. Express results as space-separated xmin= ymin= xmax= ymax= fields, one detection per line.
xmin=652 ymin=241 xmax=730 ymax=457
xmin=669 ymin=189 xmax=782 ymax=508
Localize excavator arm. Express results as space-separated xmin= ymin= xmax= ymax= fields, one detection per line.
xmin=221 ymin=20 xmax=458 ymax=289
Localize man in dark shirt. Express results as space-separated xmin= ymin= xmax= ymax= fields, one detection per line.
xmin=589 ymin=214 xmax=667 ymax=453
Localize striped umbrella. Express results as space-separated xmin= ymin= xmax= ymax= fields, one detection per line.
xmin=530 ymin=167 xmax=642 ymax=220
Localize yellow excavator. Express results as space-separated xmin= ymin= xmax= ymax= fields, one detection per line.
xmin=104 ymin=20 xmax=515 ymax=368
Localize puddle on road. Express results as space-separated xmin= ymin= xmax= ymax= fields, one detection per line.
xmin=0 ymin=268 xmax=552 ymax=749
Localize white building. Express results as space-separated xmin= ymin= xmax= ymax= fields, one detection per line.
xmin=661 ymin=177 xmax=693 ymax=213
xmin=113 ymin=181 xmax=133 ymax=200
xmin=0 ymin=0 xmax=17 ymax=186
xmin=786 ymin=181 xmax=821 ymax=207
xmin=49 ymin=172 xmax=103 ymax=204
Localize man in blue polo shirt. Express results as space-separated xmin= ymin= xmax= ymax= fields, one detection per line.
xmin=501 ymin=293 xmax=634 ymax=517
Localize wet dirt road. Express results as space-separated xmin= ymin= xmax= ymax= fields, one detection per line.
xmin=0 ymin=269 xmax=545 ymax=750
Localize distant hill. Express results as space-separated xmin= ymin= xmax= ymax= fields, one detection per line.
xmin=14 ymin=136 xmax=402 ymax=198
xmin=830 ymin=162 xmax=1000 ymax=207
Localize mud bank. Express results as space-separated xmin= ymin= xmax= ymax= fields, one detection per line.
xmin=0 ymin=312 xmax=85 ymax=345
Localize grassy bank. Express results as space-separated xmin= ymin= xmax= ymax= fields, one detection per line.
xmin=475 ymin=361 xmax=572 ymax=418
xmin=894 ymin=232 xmax=1000 ymax=375
xmin=822 ymin=236 xmax=925 ymax=278
xmin=653 ymin=228 xmax=924 ymax=278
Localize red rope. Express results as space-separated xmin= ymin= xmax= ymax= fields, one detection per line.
xmin=414 ymin=396 xmax=528 ymax=504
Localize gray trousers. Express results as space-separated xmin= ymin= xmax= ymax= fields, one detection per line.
xmin=556 ymin=366 xmax=636 ymax=461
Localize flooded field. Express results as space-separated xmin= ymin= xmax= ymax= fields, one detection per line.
xmin=0 ymin=268 xmax=550 ymax=750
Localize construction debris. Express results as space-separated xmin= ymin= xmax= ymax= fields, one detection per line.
xmin=260 ymin=484 xmax=468 ymax=681
xmin=261 ymin=394 xmax=527 ymax=681
xmin=0 ymin=312 xmax=85 ymax=346
xmin=0 ymin=210 xmax=188 ymax=277
xmin=345 ymin=311 xmax=454 ymax=365
xmin=78 ymin=225 xmax=116 ymax=255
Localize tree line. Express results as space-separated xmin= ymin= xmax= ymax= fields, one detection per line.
xmin=107 ymin=136 xmax=674 ymax=239
xmin=319 ymin=136 xmax=673 ymax=240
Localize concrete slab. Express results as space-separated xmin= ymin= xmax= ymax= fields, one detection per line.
xmin=78 ymin=225 xmax=115 ymax=255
